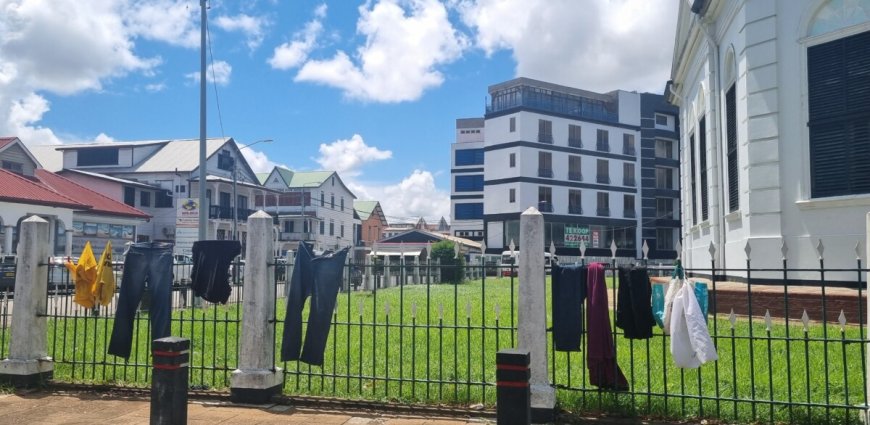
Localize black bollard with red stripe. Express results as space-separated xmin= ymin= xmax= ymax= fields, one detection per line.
xmin=496 ymin=348 xmax=531 ymax=425
xmin=150 ymin=337 xmax=190 ymax=425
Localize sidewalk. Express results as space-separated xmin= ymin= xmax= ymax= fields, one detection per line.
xmin=0 ymin=390 xmax=493 ymax=424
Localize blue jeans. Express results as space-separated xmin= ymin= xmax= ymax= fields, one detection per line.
xmin=108 ymin=242 xmax=174 ymax=359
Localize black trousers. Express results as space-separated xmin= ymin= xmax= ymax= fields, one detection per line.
xmin=190 ymin=240 xmax=241 ymax=304
xmin=551 ymin=263 xmax=586 ymax=351
xmin=615 ymin=266 xmax=656 ymax=339
xmin=281 ymin=244 xmax=349 ymax=365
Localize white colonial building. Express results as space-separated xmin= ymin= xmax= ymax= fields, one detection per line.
xmin=669 ymin=0 xmax=870 ymax=280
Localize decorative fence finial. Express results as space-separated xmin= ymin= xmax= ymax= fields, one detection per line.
xmin=610 ymin=239 xmax=617 ymax=259
xmin=781 ymin=240 xmax=789 ymax=261
xmin=744 ymin=240 xmax=752 ymax=260
xmin=815 ymin=239 xmax=825 ymax=260
xmin=509 ymin=239 xmax=516 ymax=257
xmin=642 ymin=240 xmax=649 ymax=260
xmin=579 ymin=241 xmax=587 ymax=259
xmin=708 ymin=241 xmax=717 ymax=259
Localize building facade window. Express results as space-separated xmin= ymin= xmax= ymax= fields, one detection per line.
xmin=655 ymin=113 xmax=669 ymax=127
xmin=455 ymin=203 xmax=484 ymax=220
xmin=455 ymin=149 xmax=484 ymax=166
xmin=689 ymin=133 xmax=698 ymax=223
xmin=725 ymin=84 xmax=739 ymax=211
xmin=596 ymin=159 xmax=609 ymax=184
xmin=320 ymin=221 xmax=325 ymax=235
xmin=656 ymin=228 xmax=674 ymax=250
xmin=329 ymin=220 xmax=335 ymax=236
xmin=657 ymin=198 xmax=674 ymax=219
xmin=538 ymin=151 xmax=553 ymax=178
xmin=538 ymin=119 xmax=553 ymax=143
xmin=140 ymin=191 xmax=151 ymax=207
xmin=596 ymin=192 xmax=609 ymax=216
xmin=321 ymin=192 xmax=325 ymax=207
xmin=656 ymin=167 xmax=675 ymax=190
xmin=596 ymin=129 xmax=609 ymax=152
xmin=509 ymin=153 xmax=516 ymax=168
xmin=655 ymin=139 xmax=674 ymax=159
xmin=538 ymin=186 xmax=553 ymax=212
xmin=623 ymin=134 xmax=636 ymax=156
xmin=699 ymin=116 xmax=709 ymax=221
xmin=623 ymin=194 xmax=635 ymax=218
xmin=509 ymin=117 xmax=516 ymax=132
xmin=78 ymin=147 xmax=120 ymax=167
xmin=568 ymin=189 xmax=582 ymax=214
xmin=340 ymin=224 xmax=345 ymax=238
xmin=331 ymin=194 xmax=335 ymax=208
xmin=1 ymin=160 xmax=23 ymax=174
xmin=455 ymin=175 xmax=484 ymax=191
xmin=569 ymin=124 xmax=582 ymax=147
xmin=623 ymin=162 xmax=635 ymax=186
xmin=124 ymin=186 xmax=136 ymax=206
xmin=341 ymin=197 xmax=345 ymax=211
xmin=509 ymin=188 xmax=516 ymax=203
xmin=807 ymin=30 xmax=870 ymax=198
xmin=568 ymin=155 xmax=582 ymax=181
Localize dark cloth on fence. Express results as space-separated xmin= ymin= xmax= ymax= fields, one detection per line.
xmin=108 ymin=242 xmax=174 ymax=359
xmin=281 ymin=244 xmax=349 ymax=365
xmin=615 ymin=266 xmax=656 ymax=339
xmin=190 ymin=240 xmax=241 ymax=304
xmin=586 ymin=263 xmax=629 ymax=390
xmin=551 ymin=263 xmax=586 ymax=351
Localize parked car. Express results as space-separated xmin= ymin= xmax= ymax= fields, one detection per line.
xmin=49 ymin=256 xmax=76 ymax=289
xmin=0 ymin=255 xmax=15 ymax=293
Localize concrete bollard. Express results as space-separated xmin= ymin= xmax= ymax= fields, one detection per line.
xmin=496 ymin=349 xmax=531 ymax=425
xmin=230 ymin=210 xmax=283 ymax=403
xmin=150 ymin=337 xmax=190 ymax=425
xmin=0 ymin=215 xmax=53 ymax=387
xmin=518 ymin=207 xmax=555 ymax=422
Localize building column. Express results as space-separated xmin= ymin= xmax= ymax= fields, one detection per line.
xmin=65 ymin=229 xmax=73 ymax=257
xmin=3 ymin=225 xmax=13 ymax=254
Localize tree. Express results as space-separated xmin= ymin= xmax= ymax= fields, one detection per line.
xmin=430 ymin=240 xmax=465 ymax=284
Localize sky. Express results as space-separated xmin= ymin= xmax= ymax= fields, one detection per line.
xmin=0 ymin=0 xmax=678 ymax=224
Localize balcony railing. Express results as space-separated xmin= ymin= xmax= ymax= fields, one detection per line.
xmin=568 ymin=138 xmax=582 ymax=148
xmin=597 ymin=207 xmax=610 ymax=217
xmin=209 ymin=206 xmax=255 ymax=221
xmin=537 ymin=202 xmax=553 ymax=213
xmin=624 ymin=209 xmax=636 ymax=218
xmin=568 ymin=172 xmax=583 ymax=181
xmin=623 ymin=177 xmax=636 ymax=187
xmin=279 ymin=232 xmax=315 ymax=241
xmin=538 ymin=168 xmax=554 ymax=178
xmin=596 ymin=174 xmax=610 ymax=184
xmin=538 ymin=133 xmax=553 ymax=144
xmin=568 ymin=206 xmax=583 ymax=215
xmin=596 ymin=142 xmax=610 ymax=152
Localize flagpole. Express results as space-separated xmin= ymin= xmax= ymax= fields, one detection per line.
xmin=198 ymin=0 xmax=208 ymax=242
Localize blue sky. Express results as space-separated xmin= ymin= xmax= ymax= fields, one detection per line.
xmin=0 ymin=0 xmax=677 ymax=223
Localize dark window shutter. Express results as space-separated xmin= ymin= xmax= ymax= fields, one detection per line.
xmin=726 ymin=85 xmax=739 ymax=211
xmin=689 ymin=133 xmax=697 ymax=224
xmin=808 ymin=30 xmax=870 ymax=197
xmin=699 ymin=116 xmax=708 ymax=221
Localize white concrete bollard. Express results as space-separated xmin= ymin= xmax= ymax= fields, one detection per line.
xmin=517 ymin=207 xmax=555 ymax=421
xmin=230 ymin=210 xmax=282 ymax=403
xmin=0 ymin=215 xmax=53 ymax=387
xmin=364 ymin=255 xmax=373 ymax=291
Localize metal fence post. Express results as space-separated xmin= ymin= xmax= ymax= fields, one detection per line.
xmin=230 ymin=210 xmax=282 ymax=403
xmin=0 ymin=215 xmax=52 ymax=387
xmin=518 ymin=207 xmax=555 ymax=422
xmin=150 ymin=337 xmax=189 ymax=425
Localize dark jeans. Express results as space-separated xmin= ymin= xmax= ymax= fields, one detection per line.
xmin=108 ymin=242 xmax=174 ymax=359
xmin=551 ymin=263 xmax=587 ymax=351
xmin=281 ymin=244 xmax=349 ymax=365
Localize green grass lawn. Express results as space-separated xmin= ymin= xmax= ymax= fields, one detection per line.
xmin=1 ymin=276 xmax=866 ymax=424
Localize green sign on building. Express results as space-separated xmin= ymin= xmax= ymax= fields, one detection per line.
xmin=564 ymin=226 xmax=590 ymax=248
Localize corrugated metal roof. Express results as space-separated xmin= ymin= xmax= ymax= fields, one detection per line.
xmin=256 ymin=173 xmax=270 ymax=185
xmin=58 ymin=169 xmax=162 ymax=190
xmin=35 ymin=170 xmax=150 ymax=219
xmin=133 ymin=138 xmax=230 ymax=173
xmin=0 ymin=169 xmax=88 ymax=209
xmin=353 ymin=200 xmax=379 ymax=220
xmin=273 ymin=167 xmax=334 ymax=188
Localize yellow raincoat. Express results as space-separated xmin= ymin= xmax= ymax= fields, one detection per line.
xmin=93 ymin=241 xmax=116 ymax=306
xmin=65 ymin=241 xmax=97 ymax=308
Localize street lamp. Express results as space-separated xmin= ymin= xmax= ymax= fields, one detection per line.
xmin=233 ymin=139 xmax=273 ymax=240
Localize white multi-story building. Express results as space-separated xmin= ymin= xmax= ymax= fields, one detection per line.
xmin=452 ymin=78 xmax=681 ymax=259
xmin=669 ymin=0 xmax=870 ymax=280
xmin=257 ymin=167 xmax=358 ymax=254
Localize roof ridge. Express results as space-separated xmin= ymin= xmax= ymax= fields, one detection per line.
xmin=0 ymin=169 xmax=89 ymax=208
xmin=36 ymin=169 xmax=149 ymax=218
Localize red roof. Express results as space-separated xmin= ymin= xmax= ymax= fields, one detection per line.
xmin=0 ymin=137 xmax=18 ymax=150
xmin=0 ymin=169 xmax=88 ymax=209
xmin=35 ymin=169 xmax=150 ymax=219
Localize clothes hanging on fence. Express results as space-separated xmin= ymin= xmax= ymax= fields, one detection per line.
xmin=551 ymin=263 xmax=586 ymax=351
xmin=108 ymin=242 xmax=174 ymax=359
xmin=693 ymin=281 xmax=709 ymax=321
xmin=65 ymin=241 xmax=98 ymax=308
xmin=615 ymin=266 xmax=656 ymax=339
xmin=190 ymin=240 xmax=241 ymax=304
xmin=652 ymin=283 xmax=665 ymax=328
xmin=586 ymin=262 xmax=629 ymax=390
xmin=669 ymin=281 xmax=718 ymax=369
xmin=281 ymin=243 xmax=350 ymax=366
xmin=661 ymin=275 xmax=682 ymax=335
xmin=93 ymin=241 xmax=116 ymax=307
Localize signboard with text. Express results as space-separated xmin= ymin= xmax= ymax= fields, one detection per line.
xmin=564 ymin=226 xmax=590 ymax=248
xmin=175 ymin=198 xmax=200 ymax=255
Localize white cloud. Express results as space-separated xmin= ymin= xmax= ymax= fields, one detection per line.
xmin=315 ymin=134 xmax=392 ymax=177
xmin=144 ymin=82 xmax=167 ymax=92
xmin=294 ymin=0 xmax=469 ymax=102
xmin=350 ymin=170 xmax=450 ymax=223
xmin=215 ymin=13 xmax=269 ymax=51
xmin=125 ymin=0 xmax=200 ymax=49
xmin=94 ymin=133 xmax=115 ymax=143
xmin=240 ymin=147 xmax=282 ymax=174
xmin=4 ymin=93 xmax=61 ymax=145
xmin=456 ymin=0 xmax=678 ymax=93
xmin=186 ymin=60 xmax=232 ymax=86
xmin=268 ymin=4 xmax=326 ymax=70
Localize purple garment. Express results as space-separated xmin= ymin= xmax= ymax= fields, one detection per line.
xmin=586 ymin=263 xmax=629 ymax=390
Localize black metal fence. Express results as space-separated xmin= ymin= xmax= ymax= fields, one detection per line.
xmin=0 ymin=253 xmax=866 ymax=425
